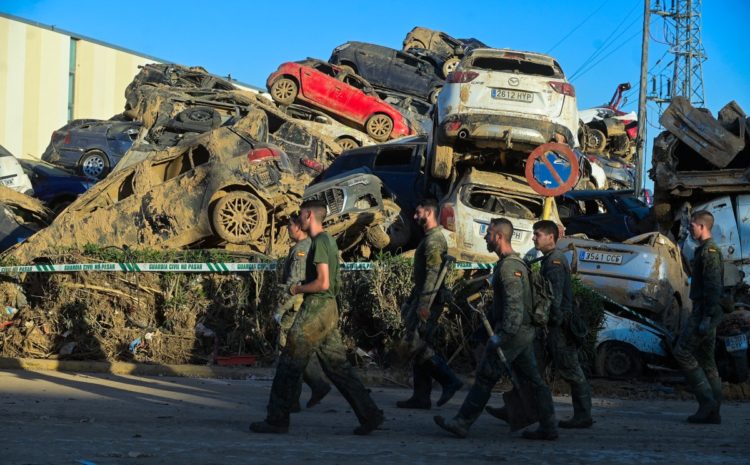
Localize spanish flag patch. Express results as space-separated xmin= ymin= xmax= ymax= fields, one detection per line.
xmin=708 ymin=248 xmax=718 ymax=253
xmin=297 ymin=252 xmax=306 ymax=257
xmin=552 ymin=259 xmax=561 ymax=265
xmin=514 ymin=271 xmax=522 ymax=277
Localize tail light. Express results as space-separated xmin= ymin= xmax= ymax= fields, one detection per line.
xmin=300 ymin=158 xmax=323 ymax=172
xmin=585 ymin=155 xmax=600 ymax=164
xmin=247 ymin=146 xmax=281 ymax=163
xmin=548 ymin=81 xmax=575 ymax=97
xmin=446 ymin=71 xmax=478 ymax=83
xmin=440 ymin=203 xmax=455 ymax=231
xmin=63 ymin=132 xmax=71 ymax=145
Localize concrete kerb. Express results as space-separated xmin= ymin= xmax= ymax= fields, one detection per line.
xmin=0 ymin=357 xmax=397 ymax=386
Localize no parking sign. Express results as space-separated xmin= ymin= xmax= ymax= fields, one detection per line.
xmin=524 ymin=142 xmax=579 ymax=196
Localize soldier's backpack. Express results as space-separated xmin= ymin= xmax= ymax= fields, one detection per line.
xmin=508 ymin=256 xmax=554 ymax=327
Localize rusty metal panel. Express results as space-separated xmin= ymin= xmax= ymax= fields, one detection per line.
xmin=659 ymin=96 xmax=745 ymax=169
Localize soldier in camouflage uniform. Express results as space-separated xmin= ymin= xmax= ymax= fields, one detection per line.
xmin=251 ymin=199 xmax=383 ymax=435
xmin=674 ymin=210 xmax=724 ymax=424
xmin=273 ymin=213 xmax=330 ymax=412
xmin=486 ymin=220 xmax=592 ymax=428
xmin=396 ymin=198 xmax=463 ymax=409
xmin=434 ymin=218 xmax=558 ymax=440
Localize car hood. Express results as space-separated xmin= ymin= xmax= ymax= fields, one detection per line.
xmin=304 ymin=171 xmax=381 ymax=197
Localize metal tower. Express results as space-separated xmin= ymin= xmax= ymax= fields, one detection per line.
xmin=650 ymin=0 xmax=707 ymax=108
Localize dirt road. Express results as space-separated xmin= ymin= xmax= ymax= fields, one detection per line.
xmin=2 ymin=369 xmax=748 ymax=465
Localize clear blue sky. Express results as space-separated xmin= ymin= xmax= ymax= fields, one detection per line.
xmin=4 ymin=0 xmax=749 ymax=185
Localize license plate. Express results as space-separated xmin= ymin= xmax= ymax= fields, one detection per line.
xmin=0 ymin=177 xmax=16 ymax=186
xmin=579 ymin=250 xmax=623 ymax=264
xmin=724 ymin=334 xmax=748 ymax=352
xmin=491 ymin=88 xmax=533 ymax=103
xmin=478 ymin=222 xmax=522 ymax=241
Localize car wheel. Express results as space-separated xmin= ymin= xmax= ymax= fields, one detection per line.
xmin=176 ymin=106 xmax=221 ymax=129
xmin=365 ymin=114 xmax=393 ymax=142
xmin=382 ymin=199 xmax=412 ymax=249
xmin=338 ymin=64 xmax=356 ymax=76
xmin=335 ymin=136 xmax=360 ymax=152
xmin=596 ymin=342 xmax=643 ymax=378
xmin=586 ymin=128 xmax=607 ymax=153
xmin=429 ymin=87 xmax=442 ymax=104
xmin=211 ymin=191 xmax=267 ymax=243
xmin=430 ymin=144 xmax=453 ymax=179
xmin=441 ymin=56 xmax=461 ymax=78
xmin=79 ymin=150 xmax=110 ymax=179
xmin=366 ymin=224 xmax=390 ymax=250
xmin=270 ymin=78 xmax=298 ymax=106
xmin=403 ymin=40 xmax=426 ymax=51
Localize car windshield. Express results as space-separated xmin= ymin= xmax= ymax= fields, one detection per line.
xmin=614 ymin=195 xmax=646 ymax=210
xmin=469 ymin=56 xmax=563 ymax=78
xmin=461 ymin=184 xmax=539 ymax=219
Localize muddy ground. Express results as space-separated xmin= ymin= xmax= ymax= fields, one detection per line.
xmin=1 ymin=369 xmax=748 ymax=465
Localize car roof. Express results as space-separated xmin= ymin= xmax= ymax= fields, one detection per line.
xmin=466 ymin=48 xmax=557 ymax=65
xmin=560 ymin=189 xmax=636 ymax=199
xmin=459 ymin=168 xmax=539 ymax=196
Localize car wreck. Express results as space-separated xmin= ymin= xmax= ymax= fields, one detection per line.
xmin=0 ymin=186 xmax=52 ymax=253
xmin=3 ymin=113 xmax=304 ymax=263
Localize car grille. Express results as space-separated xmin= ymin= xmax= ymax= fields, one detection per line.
xmin=323 ymin=188 xmax=345 ymax=215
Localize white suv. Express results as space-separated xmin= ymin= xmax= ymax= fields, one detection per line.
xmin=432 ymin=48 xmax=579 ymax=179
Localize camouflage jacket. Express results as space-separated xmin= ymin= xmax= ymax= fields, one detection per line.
xmin=491 ymin=252 xmax=533 ymax=336
xmin=411 ymin=226 xmax=448 ymax=309
xmin=541 ymin=248 xmax=573 ymax=327
xmin=689 ymin=237 xmax=723 ymax=315
xmin=279 ymin=237 xmax=311 ymax=303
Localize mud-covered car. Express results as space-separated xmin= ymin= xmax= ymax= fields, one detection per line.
xmin=329 ymin=42 xmax=444 ymax=103
xmin=402 ymin=27 xmax=487 ymax=78
xmin=557 ymin=232 xmax=691 ymax=332
xmin=0 ymin=144 xmax=34 ymax=194
xmin=303 ymin=172 xmax=403 ymax=255
xmin=282 ymin=104 xmax=377 ymax=151
xmin=4 ymin=113 xmax=304 ymax=263
xmin=557 ymin=189 xmax=651 ymax=241
xmin=266 ymin=59 xmax=413 ymax=141
xmin=439 ymin=168 xmax=562 ymax=262
xmin=585 ymin=152 xmax=635 ymax=190
xmin=18 ymin=159 xmax=94 ymax=214
xmin=375 ymin=89 xmax=433 ymax=135
xmin=0 ymin=186 xmax=51 ymax=252
xmin=432 ymin=48 xmax=579 ymax=179
xmin=41 ymin=119 xmax=141 ymax=179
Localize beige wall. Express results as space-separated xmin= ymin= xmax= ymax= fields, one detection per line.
xmin=0 ymin=16 xmax=69 ymax=159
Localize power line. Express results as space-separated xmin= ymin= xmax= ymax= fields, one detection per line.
xmin=545 ymin=0 xmax=612 ymax=54
xmin=571 ymin=25 xmax=644 ymax=81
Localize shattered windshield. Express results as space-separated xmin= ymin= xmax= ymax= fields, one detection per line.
xmin=460 ymin=184 xmax=539 ymax=219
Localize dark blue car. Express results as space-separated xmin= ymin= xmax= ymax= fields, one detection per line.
xmin=41 ymin=119 xmax=141 ymax=179
xmin=19 ymin=159 xmax=95 ymax=213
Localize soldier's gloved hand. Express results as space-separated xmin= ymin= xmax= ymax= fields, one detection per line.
xmin=417 ymin=306 xmax=430 ymax=322
xmin=273 ymin=313 xmax=283 ymax=325
xmin=698 ymin=316 xmax=712 ymax=335
xmin=488 ymin=334 xmax=503 ymax=349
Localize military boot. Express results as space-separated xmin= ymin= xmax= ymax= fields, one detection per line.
xmin=429 ymin=355 xmax=464 ymax=407
xmin=522 ymin=382 xmax=558 ymax=440
xmin=559 ymin=383 xmax=593 ymax=428
xmin=397 ymin=361 xmax=432 ymax=409
xmin=435 ymin=379 xmax=493 ymax=438
xmin=353 ymin=409 xmax=384 ymax=435
xmin=684 ymin=368 xmax=719 ymax=424
xmin=485 ymin=405 xmax=509 ymax=423
xmin=433 ymin=415 xmax=471 ymax=439
xmin=706 ymin=375 xmax=723 ymax=424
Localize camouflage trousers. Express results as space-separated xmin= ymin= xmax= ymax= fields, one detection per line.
xmin=547 ymin=325 xmax=591 ymax=420
xmin=276 ymin=295 xmax=329 ymax=398
xmin=265 ymin=296 xmax=380 ymax=427
xmin=674 ymin=305 xmax=721 ymax=379
xmin=457 ymin=325 xmax=556 ymax=430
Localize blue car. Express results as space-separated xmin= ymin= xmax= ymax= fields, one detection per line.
xmin=19 ymin=159 xmax=95 ymax=213
xmin=41 ymin=119 xmax=141 ymax=179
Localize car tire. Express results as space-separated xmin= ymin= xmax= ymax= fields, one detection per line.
xmin=79 ymin=150 xmax=110 ymax=179
xmin=270 ymin=77 xmax=298 ymax=106
xmin=176 ymin=106 xmax=221 ymax=129
xmin=211 ymin=191 xmax=267 ymax=244
xmin=365 ymin=114 xmax=393 ymax=142
xmin=335 ymin=136 xmax=360 ymax=152
xmin=366 ymin=224 xmax=390 ymax=250
xmin=382 ymin=199 xmax=412 ymax=250
xmin=337 ymin=64 xmax=356 ymax=76
xmin=595 ymin=342 xmax=643 ymax=378
xmin=403 ymin=40 xmax=426 ymax=51
xmin=441 ymin=56 xmax=461 ymax=78
xmin=429 ymin=87 xmax=442 ymax=104
xmin=430 ymin=144 xmax=453 ymax=179
xmin=586 ymin=128 xmax=607 ymax=153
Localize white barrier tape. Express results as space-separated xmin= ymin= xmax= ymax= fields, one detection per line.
xmin=0 ymin=261 xmax=495 ymax=274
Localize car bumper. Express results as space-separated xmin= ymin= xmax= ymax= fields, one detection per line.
xmin=439 ymin=113 xmax=576 ymax=149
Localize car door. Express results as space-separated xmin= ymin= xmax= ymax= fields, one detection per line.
xmin=354 ymin=46 xmax=390 ymax=88
xmin=339 ymin=74 xmax=373 ymax=124
xmin=391 ymin=51 xmax=431 ymax=97
xmin=371 ymin=145 xmax=420 ymax=210
xmin=302 ymin=63 xmax=351 ymax=116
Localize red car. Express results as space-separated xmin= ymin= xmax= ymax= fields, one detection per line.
xmin=266 ymin=59 xmax=413 ymax=142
